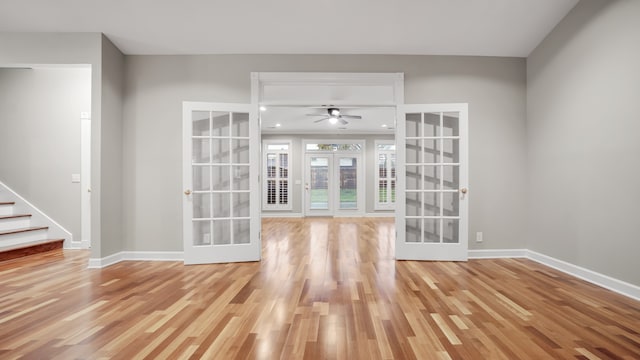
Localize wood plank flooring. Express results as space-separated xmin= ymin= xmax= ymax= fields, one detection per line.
xmin=0 ymin=217 xmax=639 ymax=359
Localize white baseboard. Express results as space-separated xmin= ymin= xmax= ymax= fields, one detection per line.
xmin=87 ymin=251 xmax=183 ymax=268
xmin=365 ymin=212 xmax=395 ymax=218
xmin=261 ymin=213 xmax=303 ymax=218
xmin=66 ymin=239 xmax=90 ymax=250
xmin=526 ymin=250 xmax=640 ymax=301
xmin=468 ymin=249 xmax=527 ymax=259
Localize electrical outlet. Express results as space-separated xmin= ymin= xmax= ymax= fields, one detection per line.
xmin=476 ymin=232 xmax=483 ymax=243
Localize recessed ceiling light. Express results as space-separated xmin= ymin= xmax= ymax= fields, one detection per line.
xmin=381 ymin=124 xmax=388 ymax=128
xmin=259 ymin=106 xmax=267 ymax=112
xmin=275 ymin=123 xmax=281 ymax=127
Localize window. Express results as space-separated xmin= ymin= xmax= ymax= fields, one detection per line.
xmin=263 ymin=141 xmax=292 ymax=210
xmin=375 ymin=141 xmax=396 ymax=210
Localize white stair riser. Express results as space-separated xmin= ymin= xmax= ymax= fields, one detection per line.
xmin=0 ymin=218 xmax=31 ymax=231
xmin=0 ymin=206 xmax=13 ymax=216
xmin=0 ymin=229 xmax=48 ymax=247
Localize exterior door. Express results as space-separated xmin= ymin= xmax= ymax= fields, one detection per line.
xmin=396 ymin=104 xmax=469 ymax=261
xmin=182 ymin=102 xmax=260 ymax=264
xmin=305 ymin=153 xmax=363 ymax=216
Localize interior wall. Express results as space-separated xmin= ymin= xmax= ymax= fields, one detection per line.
xmin=123 ymin=54 xmax=526 ymax=252
xmin=261 ymin=134 xmax=394 ymax=215
xmin=527 ymin=0 xmax=640 ymax=286
xmin=99 ymin=35 xmax=125 ymax=257
xmin=0 ymin=67 xmax=91 ymax=240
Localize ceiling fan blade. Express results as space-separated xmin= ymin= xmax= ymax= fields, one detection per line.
xmin=340 ymin=115 xmax=362 ymax=119
xmin=339 ymin=118 xmax=349 ymax=125
xmin=306 ymin=114 xmax=326 ymax=117
xmin=314 ymin=117 xmax=330 ymax=123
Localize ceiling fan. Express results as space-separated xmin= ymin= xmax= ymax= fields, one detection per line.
xmin=306 ymin=107 xmax=362 ymax=125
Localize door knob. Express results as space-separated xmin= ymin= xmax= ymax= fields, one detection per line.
xmin=184 ymin=189 xmax=192 ymax=195
xmin=460 ymin=188 xmax=468 ymax=194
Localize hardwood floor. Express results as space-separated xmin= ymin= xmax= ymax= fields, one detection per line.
xmin=0 ymin=217 xmax=638 ymax=359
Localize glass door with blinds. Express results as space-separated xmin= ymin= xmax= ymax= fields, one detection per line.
xmin=182 ymin=102 xmax=260 ymax=264
xmin=263 ymin=141 xmax=291 ymax=210
xmin=396 ymin=104 xmax=468 ymax=261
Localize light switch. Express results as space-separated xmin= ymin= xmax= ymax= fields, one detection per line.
xmin=71 ymin=174 xmax=81 ymax=183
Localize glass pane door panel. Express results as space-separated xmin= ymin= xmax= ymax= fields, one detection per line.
xmin=212 ymin=193 xmax=230 ymax=218
xmin=211 ymin=112 xmax=230 ymax=136
xmin=193 ymin=166 xmax=210 ymax=191
xmin=212 ymin=166 xmax=230 ymax=190
xmin=442 ymin=166 xmax=459 ymax=190
xmin=406 ymin=218 xmax=421 ymax=243
xmin=193 ymin=221 xmax=211 ymax=246
xmin=267 ymin=180 xmax=276 ymax=204
xmin=406 ymin=165 xmax=422 ymax=191
xmin=406 ymin=113 xmax=422 ymax=137
xmin=379 ymin=180 xmax=388 ymax=202
xmin=443 ymin=112 xmax=459 ymax=136
xmin=424 ymin=139 xmax=440 ymax=164
xmin=232 ymin=112 xmax=250 ymax=137
xmin=406 ymin=139 xmax=421 ymax=163
xmin=232 ymin=166 xmax=250 ymax=190
xmin=193 ymin=193 xmax=211 ymax=219
xmin=443 ymin=219 xmax=459 ymax=243
xmin=213 ymin=219 xmax=231 ymax=245
xmin=211 ymin=139 xmax=230 ymax=163
xmin=406 ymin=192 xmax=421 ymax=216
xmin=423 ymin=192 xmax=440 ymax=216
xmin=424 ymin=219 xmax=440 ymax=243
xmin=339 ymin=157 xmax=357 ymax=209
xmin=310 ymin=157 xmax=329 ymax=210
xmin=192 ymin=139 xmax=210 ymax=163
xmin=423 ymin=166 xmax=441 ymax=190
xmin=233 ymin=219 xmax=251 ymax=244
xmin=232 ymin=139 xmax=250 ymax=163
xmin=233 ymin=192 xmax=250 ymax=217
xmin=443 ymin=192 xmax=459 ymax=216
xmin=193 ymin=111 xmax=210 ymax=136
xmin=424 ymin=113 xmax=440 ymax=137
xmin=442 ymin=139 xmax=459 ymax=163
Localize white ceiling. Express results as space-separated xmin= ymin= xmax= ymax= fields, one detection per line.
xmin=261 ymin=106 xmax=396 ymax=134
xmin=0 ymin=0 xmax=577 ymax=57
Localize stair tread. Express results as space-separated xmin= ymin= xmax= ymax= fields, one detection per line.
xmin=0 ymin=214 xmax=32 ymax=220
xmin=0 ymin=238 xmax=64 ymax=258
xmin=0 ymin=202 xmax=16 ymax=206
xmin=0 ymin=226 xmax=48 ymax=236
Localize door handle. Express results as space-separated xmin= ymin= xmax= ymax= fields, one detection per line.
xmin=184 ymin=189 xmax=192 ymax=195
xmin=460 ymin=187 xmax=468 ymax=199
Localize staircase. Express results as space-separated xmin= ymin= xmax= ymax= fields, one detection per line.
xmin=0 ymin=201 xmax=64 ymax=261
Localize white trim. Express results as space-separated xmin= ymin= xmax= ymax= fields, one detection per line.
xmin=526 ymin=250 xmax=640 ymax=301
xmin=87 ymin=251 xmax=184 ymax=268
xmin=365 ymin=212 xmax=395 ymax=218
xmin=87 ymin=252 xmax=123 ymax=268
xmin=261 ymin=212 xmax=303 ymax=218
xmin=468 ymin=249 xmax=527 ymax=259
xmin=0 ymin=180 xmax=73 ymax=246
xmin=67 ymin=240 xmax=90 ymax=249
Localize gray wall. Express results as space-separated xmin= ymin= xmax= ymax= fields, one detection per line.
xmin=99 ymin=35 xmax=125 ymax=257
xmin=0 ymin=67 xmax=91 ymax=240
xmin=123 ymin=55 xmax=527 ymax=252
xmin=262 ymin=134 xmax=395 ymax=215
xmin=527 ymin=0 xmax=640 ymax=285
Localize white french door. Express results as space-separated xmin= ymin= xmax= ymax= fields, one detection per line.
xmin=396 ymin=104 xmax=469 ymax=261
xmin=182 ymin=102 xmax=260 ymax=264
xmin=304 ymin=153 xmax=363 ymax=216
